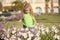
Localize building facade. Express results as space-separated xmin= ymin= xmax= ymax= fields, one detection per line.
xmin=1 ymin=0 xmax=59 ymax=13
xmin=25 ymin=0 xmax=59 ymax=13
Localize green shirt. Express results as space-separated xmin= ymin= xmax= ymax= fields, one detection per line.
xmin=22 ymin=13 xmax=35 ymax=28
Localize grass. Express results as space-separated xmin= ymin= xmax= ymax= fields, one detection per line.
xmin=35 ymin=14 xmax=60 ymax=26
xmin=1 ymin=14 xmax=60 ymax=40
xmin=36 ymin=14 xmax=60 ymax=23
xmin=3 ymin=21 xmax=23 ymax=29
xmin=2 ymin=14 xmax=60 ymax=29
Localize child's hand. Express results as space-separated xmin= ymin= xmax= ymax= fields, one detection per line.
xmin=35 ymin=23 xmax=38 ymax=25
xmin=18 ymin=20 xmax=22 ymax=22
xmin=34 ymin=21 xmax=38 ymax=25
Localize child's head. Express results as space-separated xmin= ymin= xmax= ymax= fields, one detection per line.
xmin=23 ymin=2 xmax=34 ymax=15
xmin=23 ymin=3 xmax=31 ymax=13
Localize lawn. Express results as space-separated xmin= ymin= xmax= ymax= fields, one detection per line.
xmin=2 ymin=14 xmax=60 ymax=29
xmin=1 ymin=14 xmax=60 ymax=40
xmin=36 ymin=14 xmax=60 ymax=26
xmin=36 ymin=14 xmax=60 ymax=23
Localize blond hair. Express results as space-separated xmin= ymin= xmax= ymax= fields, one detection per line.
xmin=23 ymin=2 xmax=34 ymax=16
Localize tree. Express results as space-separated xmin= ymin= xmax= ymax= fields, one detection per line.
xmin=0 ymin=2 xmax=2 ymax=11
xmin=58 ymin=0 xmax=60 ymax=14
xmin=12 ymin=0 xmax=23 ymax=11
xmin=51 ymin=0 xmax=54 ymax=14
xmin=45 ymin=0 xmax=50 ymax=13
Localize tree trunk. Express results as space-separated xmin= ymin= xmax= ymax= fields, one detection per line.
xmin=0 ymin=2 xmax=2 ymax=11
xmin=51 ymin=0 xmax=53 ymax=14
xmin=58 ymin=0 xmax=60 ymax=14
xmin=45 ymin=2 xmax=48 ymax=13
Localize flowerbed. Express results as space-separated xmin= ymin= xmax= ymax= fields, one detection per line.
xmin=0 ymin=22 xmax=60 ymax=40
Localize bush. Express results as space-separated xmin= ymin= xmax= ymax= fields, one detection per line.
xmin=0 ymin=18 xmax=3 ymax=21
xmin=6 ymin=15 xmax=20 ymax=21
xmin=2 ymin=12 xmax=12 ymax=17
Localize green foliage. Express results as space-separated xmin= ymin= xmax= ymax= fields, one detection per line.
xmin=40 ymin=31 xmax=55 ymax=40
xmin=45 ymin=0 xmax=50 ymax=2
xmin=0 ymin=18 xmax=3 ymax=21
xmin=12 ymin=0 xmax=23 ymax=10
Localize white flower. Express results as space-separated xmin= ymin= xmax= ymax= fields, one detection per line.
xmin=25 ymin=28 xmax=29 ymax=32
xmin=21 ymin=33 xmax=27 ymax=38
xmin=4 ymin=37 xmax=8 ymax=40
xmin=34 ymin=36 xmax=41 ymax=40
xmin=51 ymin=25 xmax=56 ymax=31
xmin=27 ymin=37 xmax=31 ymax=40
xmin=34 ymin=26 xmax=38 ymax=29
xmin=6 ymin=32 xmax=10 ymax=38
xmin=7 ymin=28 xmax=10 ymax=31
xmin=42 ymin=31 xmax=45 ymax=35
xmin=18 ymin=37 xmax=21 ymax=40
xmin=20 ymin=28 xmax=25 ymax=31
xmin=36 ymin=31 xmax=40 ymax=37
xmin=55 ymin=29 xmax=59 ymax=33
xmin=6 ymin=28 xmax=11 ymax=38
xmin=12 ymin=27 xmax=16 ymax=31
xmin=45 ymin=27 xmax=50 ymax=33
xmin=16 ymin=31 xmax=22 ymax=37
xmin=11 ymin=35 xmax=16 ymax=38
xmin=2 ymin=29 xmax=6 ymax=32
xmin=27 ymin=31 xmax=34 ymax=37
xmin=51 ymin=25 xmax=59 ymax=33
xmin=53 ymin=34 xmax=60 ymax=40
xmin=41 ymin=24 xmax=44 ymax=27
xmin=10 ymin=35 xmax=16 ymax=40
xmin=40 ymin=27 xmax=45 ymax=31
xmin=12 ymin=30 xmax=16 ymax=34
xmin=19 ymin=32 xmax=24 ymax=36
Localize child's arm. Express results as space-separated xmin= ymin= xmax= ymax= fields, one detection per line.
xmin=34 ymin=18 xmax=37 ymax=24
xmin=18 ymin=19 xmax=22 ymax=22
xmin=32 ymin=16 xmax=37 ymax=25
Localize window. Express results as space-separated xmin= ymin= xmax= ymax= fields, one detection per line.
xmin=53 ymin=0 xmax=58 ymax=3
xmin=25 ymin=0 xmax=33 ymax=3
xmin=53 ymin=7 xmax=59 ymax=13
xmin=35 ymin=7 xmax=42 ymax=14
xmin=35 ymin=0 xmax=45 ymax=3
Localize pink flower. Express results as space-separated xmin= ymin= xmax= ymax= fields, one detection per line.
xmin=3 ymin=19 xmax=7 ymax=24
xmin=0 ymin=22 xmax=2 ymax=31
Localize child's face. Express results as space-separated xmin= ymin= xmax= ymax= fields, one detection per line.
xmin=24 ymin=7 xmax=30 ymax=13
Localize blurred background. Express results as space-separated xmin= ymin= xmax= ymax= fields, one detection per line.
xmin=0 ymin=0 xmax=60 ymax=40
xmin=0 ymin=0 xmax=59 ymax=14
xmin=0 ymin=0 xmax=60 ymax=27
